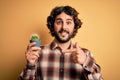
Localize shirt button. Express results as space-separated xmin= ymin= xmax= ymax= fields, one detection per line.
xmin=60 ymin=68 xmax=64 ymax=72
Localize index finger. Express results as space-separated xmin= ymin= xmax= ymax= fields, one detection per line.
xmin=62 ymin=49 xmax=77 ymax=53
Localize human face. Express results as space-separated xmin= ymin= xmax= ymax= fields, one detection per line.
xmin=54 ymin=12 xmax=75 ymax=43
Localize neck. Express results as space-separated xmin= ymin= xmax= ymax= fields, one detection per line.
xmin=55 ymin=39 xmax=71 ymax=50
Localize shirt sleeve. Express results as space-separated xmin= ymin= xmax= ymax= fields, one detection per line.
xmin=82 ymin=48 xmax=104 ymax=80
xmin=19 ymin=63 xmax=36 ymax=80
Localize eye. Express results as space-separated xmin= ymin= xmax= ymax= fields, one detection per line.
xmin=56 ymin=20 xmax=63 ymax=25
xmin=66 ymin=21 xmax=72 ymax=25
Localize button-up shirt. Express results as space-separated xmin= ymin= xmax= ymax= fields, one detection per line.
xmin=19 ymin=41 xmax=103 ymax=80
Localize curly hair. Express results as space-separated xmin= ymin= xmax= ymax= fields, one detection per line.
xmin=47 ymin=5 xmax=82 ymax=38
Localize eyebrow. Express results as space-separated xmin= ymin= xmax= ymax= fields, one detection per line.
xmin=55 ymin=18 xmax=73 ymax=21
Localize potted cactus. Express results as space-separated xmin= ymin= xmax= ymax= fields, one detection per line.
xmin=30 ymin=33 xmax=41 ymax=47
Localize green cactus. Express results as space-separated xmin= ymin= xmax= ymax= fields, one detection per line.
xmin=31 ymin=34 xmax=39 ymax=40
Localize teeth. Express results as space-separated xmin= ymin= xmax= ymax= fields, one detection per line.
xmin=60 ymin=32 xmax=67 ymax=37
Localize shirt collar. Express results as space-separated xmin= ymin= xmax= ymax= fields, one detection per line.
xmin=50 ymin=40 xmax=74 ymax=50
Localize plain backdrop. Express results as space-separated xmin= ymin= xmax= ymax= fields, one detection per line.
xmin=0 ymin=0 xmax=120 ymax=80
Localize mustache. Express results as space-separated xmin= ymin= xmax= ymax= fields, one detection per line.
xmin=59 ymin=29 xmax=69 ymax=34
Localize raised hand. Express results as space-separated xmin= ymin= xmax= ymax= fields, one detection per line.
xmin=25 ymin=42 xmax=41 ymax=65
xmin=62 ymin=42 xmax=87 ymax=64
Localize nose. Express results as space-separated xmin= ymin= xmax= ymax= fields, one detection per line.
xmin=62 ymin=22 xmax=67 ymax=29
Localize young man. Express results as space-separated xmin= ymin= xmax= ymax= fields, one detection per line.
xmin=19 ymin=6 xmax=103 ymax=80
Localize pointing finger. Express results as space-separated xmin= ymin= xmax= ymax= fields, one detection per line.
xmin=74 ymin=42 xmax=80 ymax=49
xmin=62 ymin=49 xmax=77 ymax=53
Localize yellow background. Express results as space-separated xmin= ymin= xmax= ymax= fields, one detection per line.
xmin=0 ymin=0 xmax=120 ymax=80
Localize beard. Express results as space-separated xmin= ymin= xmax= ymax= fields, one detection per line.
xmin=54 ymin=29 xmax=73 ymax=43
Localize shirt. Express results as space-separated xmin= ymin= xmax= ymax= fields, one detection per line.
xmin=19 ymin=41 xmax=103 ymax=80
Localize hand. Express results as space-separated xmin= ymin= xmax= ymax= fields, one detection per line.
xmin=62 ymin=42 xmax=86 ymax=64
xmin=25 ymin=42 xmax=41 ymax=65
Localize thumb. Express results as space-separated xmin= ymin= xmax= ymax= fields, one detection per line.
xmin=74 ymin=42 xmax=79 ymax=49
xmin=74 ymin=42 xmax=82 ymax=54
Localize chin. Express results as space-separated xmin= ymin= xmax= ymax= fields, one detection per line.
xmin=60 ymin=37 xmax=68 ymax=41
xmin=54 ymin=33 xmax=73 ymax=43
xmin=58 ymin=37 xmax=71 ymax=43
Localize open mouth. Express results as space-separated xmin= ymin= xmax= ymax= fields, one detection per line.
xmin=59 ymin=30 xmax=69 ymax=37
xmin=59 ymin=29 xmax=69 ymax=34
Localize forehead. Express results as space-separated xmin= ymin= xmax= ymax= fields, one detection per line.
xmin=55 ymin=12 xmax=73 ymax=21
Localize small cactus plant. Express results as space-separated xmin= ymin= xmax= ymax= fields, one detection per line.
xmin=30 ymin=33 xmax=41 ymax=47
xmin=31 ymin=34 xmax=39 ymax=40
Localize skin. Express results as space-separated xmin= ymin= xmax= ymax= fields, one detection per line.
xmin=26 ymin=42 xmax=40 ymax=65
xmin=25 ymin=12 xmax=86 ymax=65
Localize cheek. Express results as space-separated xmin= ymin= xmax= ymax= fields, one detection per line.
xmin=69 ymin=26 xmax=74 ymax=33
xmin=54 ymin=26 xmax=60 ymax=33
xmin=54 ymin=25 xmax=62 ymax=32
xmin=54 ymin=24 xmax=57 ymax=32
